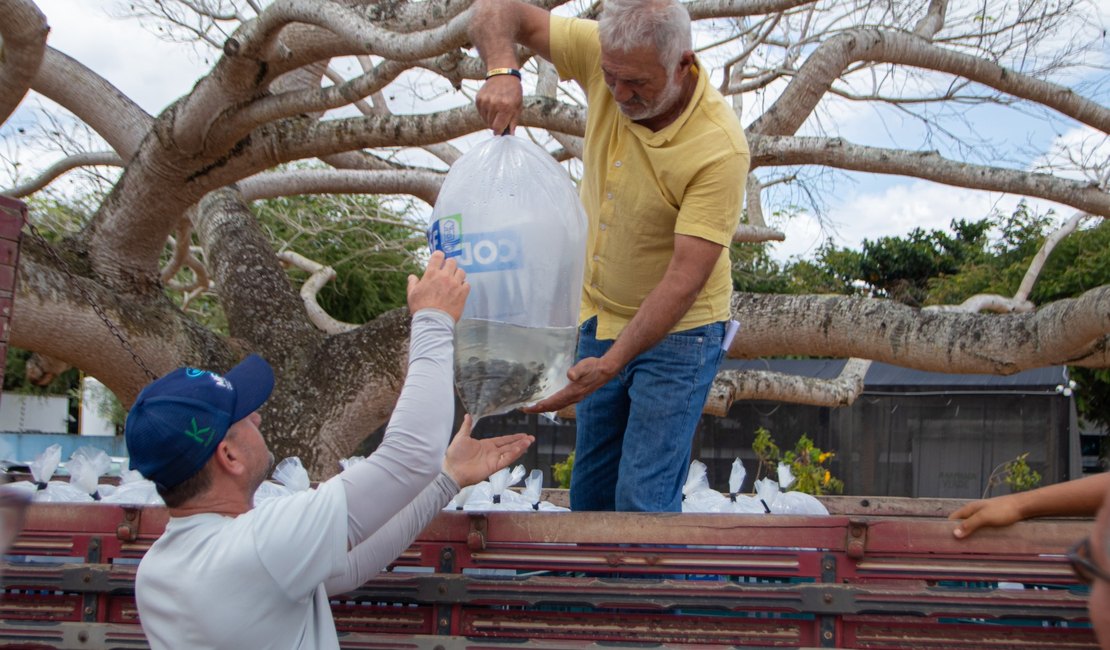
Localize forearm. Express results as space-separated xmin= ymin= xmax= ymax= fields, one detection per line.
xmin=605 ymin=275 xmax=701 ymax=369
xmin=340 ymin=308 xmax=456 ymax=546
xmin=325 ymin=473 xmax=459 ymax=596
xmin=1013 ymin=472 xmax=1110 ymax=519
xmin=469 ymin=0 xmax=521 ymax=69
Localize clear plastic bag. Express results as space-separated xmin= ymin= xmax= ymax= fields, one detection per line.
xmin=681 ymin=460 xmax=727 ymax=513
xmin=428 ymin=136 xmax=587 ymax=420
xmin=521 ymin=468 xmax=568 ymax=512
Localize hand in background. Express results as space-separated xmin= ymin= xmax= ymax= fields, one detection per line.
xmin=443 ymin=415 xmax=534 ymax=487
xmin=407 ymin=251 xmax=469 ymax=321
xmin=949 ymin=495 xmax=1024 ymax=538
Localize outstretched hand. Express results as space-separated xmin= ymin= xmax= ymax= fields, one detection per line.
xmin=949 ymin=495 xmax=1023 ymax=539
xmin=522 ymin=356 xmax=618 ymax=414
xmin=443 ymin=415 xmax=534 ymax=488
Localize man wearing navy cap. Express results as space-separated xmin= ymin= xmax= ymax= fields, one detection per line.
xmin=127 ymin=251 xmax=534 ymax=650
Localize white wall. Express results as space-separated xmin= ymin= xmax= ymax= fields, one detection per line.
xmin=79 ymin=377 xmax=117 ymax=437
xmin=0 ymin=394 xmax=69 ymax=433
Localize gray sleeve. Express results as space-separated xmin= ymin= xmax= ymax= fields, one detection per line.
xmin=324 ymin=472 xmax=459 ymax=596
xmin=338 ymin=308 xmax=456 ymax=546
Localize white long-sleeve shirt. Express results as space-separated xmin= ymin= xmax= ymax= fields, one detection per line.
xmin=136 ymin=309 xmax=460 ymax=650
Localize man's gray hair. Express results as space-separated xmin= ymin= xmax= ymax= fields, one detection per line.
xmin=599 ymin=0 xmax=693 ymax=71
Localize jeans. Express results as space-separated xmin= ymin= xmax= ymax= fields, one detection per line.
xmin=569 ymin=317 xmax=726 ymax=512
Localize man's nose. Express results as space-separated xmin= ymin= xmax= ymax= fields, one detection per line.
xmin=610 ymin=81 xmax=634 ymax=103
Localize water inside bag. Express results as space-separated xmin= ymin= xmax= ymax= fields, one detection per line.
xmin=455 ymin=319 xmax=577 ymax=420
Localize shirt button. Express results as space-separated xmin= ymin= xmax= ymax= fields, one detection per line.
xmin=606 ymin=192 xmax=614 ymax=200
xmin=614 ymin=161 xmax=622 ymax=168
xmin=591 ymin=282 xmax=598 ymax=288
xmin=599 ymin=224 xmax=607 ymax=231
xmin=592 ymin=255 xmax=599 ymax=261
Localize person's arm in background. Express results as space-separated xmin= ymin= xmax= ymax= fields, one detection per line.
xmin=325 ymin=416 xmax=533 ymax=595
xmin=950 ymin=471 xmax=1110 ymax=538
xmin=524 ymin=234 xmax=722 ymax=413
xmin=337 ymin=251 xmax=469 ymax=545
xmin=470 ymin=0 xmax=553 ymax=134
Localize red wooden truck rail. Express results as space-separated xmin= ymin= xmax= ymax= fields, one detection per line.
xmin=0 ymin=496 xmax=1097 ymax=649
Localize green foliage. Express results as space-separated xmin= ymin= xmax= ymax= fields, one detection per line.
xmin=254 ymin=193 xmax=425 ymax=323
xmin=552 ymin=451 xmax=574 ymax=489
xmin=983 ymin=452 xmax=1042 ymax=498
xmin=776 ymin=202 xmax=1109 ymax=433
xmin=3 ymin=347 xmax=78 ymax=396
xmin=752 ymin=427 xmax=844 ymax=495
xmin=81 ymin=376 xmax=127 ymax=430
xmin=1073 ymin=367 xmax=1110 ymax=434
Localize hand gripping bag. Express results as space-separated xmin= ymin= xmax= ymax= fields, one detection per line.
xmin=428 ymin=136 xmax=587 ymax=420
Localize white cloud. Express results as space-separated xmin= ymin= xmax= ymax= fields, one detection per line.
xmin=31 ymin=1 xmax=212 ymax=115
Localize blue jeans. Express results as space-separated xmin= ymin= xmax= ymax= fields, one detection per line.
xmin=569 ymin=317 xmax=726 ymax=512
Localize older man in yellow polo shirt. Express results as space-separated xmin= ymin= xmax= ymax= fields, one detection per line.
xmin=471 ymin=0 xmax=750 ymax=511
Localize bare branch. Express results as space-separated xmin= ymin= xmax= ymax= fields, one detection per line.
xmin=3 ymin=151 xmax=123 ymax=197
xmin=277 ymin=250 xmax=357 ymax=334
xmin=751 ymin=29 xmax=1110 ymax=138
xmin=706 ymin=358 xmax=871 ymax=415
xmin=750 ymin=135 xmax=1110 ymax=217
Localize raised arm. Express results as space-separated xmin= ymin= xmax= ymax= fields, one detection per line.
xmin=469 ymin=0 xmax=553 ymax=134
xmin=337 ymin=252 xmax=469 ymax=545
xmin=950 ymin=472 xmax=1110 ymax=538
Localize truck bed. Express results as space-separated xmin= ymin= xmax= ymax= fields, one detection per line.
xmin=1 ymin=496 xmax=1097 ymax=649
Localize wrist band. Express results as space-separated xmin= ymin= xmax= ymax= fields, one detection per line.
xmin=485 ymin=67 xmax=522 ymax=80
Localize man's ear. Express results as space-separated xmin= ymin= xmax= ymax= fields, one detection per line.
xmin=212 ymin=436 xmax=246 ymax=476
xmin=677 ymin=50 xmax=695 ymax=76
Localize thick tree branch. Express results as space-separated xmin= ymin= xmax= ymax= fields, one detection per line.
xmin=31 ymin=48 xmax=153 ymax=158
xmin=727 ymin=287 xmax=1110 ymax=374
xmin=0 ymin=0 xmax=49 ymax=126
xmin=706 ymin=358 xmax=871 ymax=415
xmin=750 ymin=135 xmax=1110 ymax=218
xmin=238 ymin=168 xmax=445 ymax=206
xmin=192 ymin=187 xmax=319 ymax=356
xmin=750 ymin=29 xmax=1110 ymax=137
xmin=686 ymin=0 xmax=818 ymax=20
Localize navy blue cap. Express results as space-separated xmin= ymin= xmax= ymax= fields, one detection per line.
xmin=125 ymin=355 xmax=274 ymax=489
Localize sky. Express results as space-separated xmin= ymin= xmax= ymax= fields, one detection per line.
xmin=2 ymin=0 xmax=1107 ymax=264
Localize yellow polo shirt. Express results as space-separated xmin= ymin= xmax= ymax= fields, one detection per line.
xmin=550 ymin=16 xmax=750 ymax=341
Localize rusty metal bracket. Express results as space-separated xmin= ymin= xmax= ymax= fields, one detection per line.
xmin=438 ymin=546 xmax=455 ymax=573
xmin=846 ymin=519 xmax=869 ymax=560
xmin=116 ymin=507 xmax=140 ymax=542
xmin=467 ymin=514 xmax=487 ymax=551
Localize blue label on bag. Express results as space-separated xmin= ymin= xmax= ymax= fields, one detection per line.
xmin=429 ymin=220 xmax=523 ymax=274
xmin=428 ymin=214 xmax=464 ymax=257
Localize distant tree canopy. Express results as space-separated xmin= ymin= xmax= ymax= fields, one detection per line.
xmin=732 ymin=204 xmax=1110 ymax=429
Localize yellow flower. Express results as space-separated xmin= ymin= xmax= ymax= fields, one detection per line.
xmin=823 ymin=470 xmax=831 ymax=485
xmin=818 ymin=452 xmax=832 ymax=463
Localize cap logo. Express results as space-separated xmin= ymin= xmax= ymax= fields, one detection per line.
xmin=184 ymin=417 xmax=215 ymax=446
xmin=185 ymin=367 xmax=233 ymax=391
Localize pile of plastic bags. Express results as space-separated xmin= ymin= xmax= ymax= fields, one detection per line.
xmin=5 ymin=444 xmax=163 ymax=505
xmin=682 ymin=458 xmax=828 ymax=516
xmin=443 ymin=465 xmax=568 ymax=512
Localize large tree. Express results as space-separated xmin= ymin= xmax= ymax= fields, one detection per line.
xmin=1 ymin=0 xmax=1107 ymax=476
